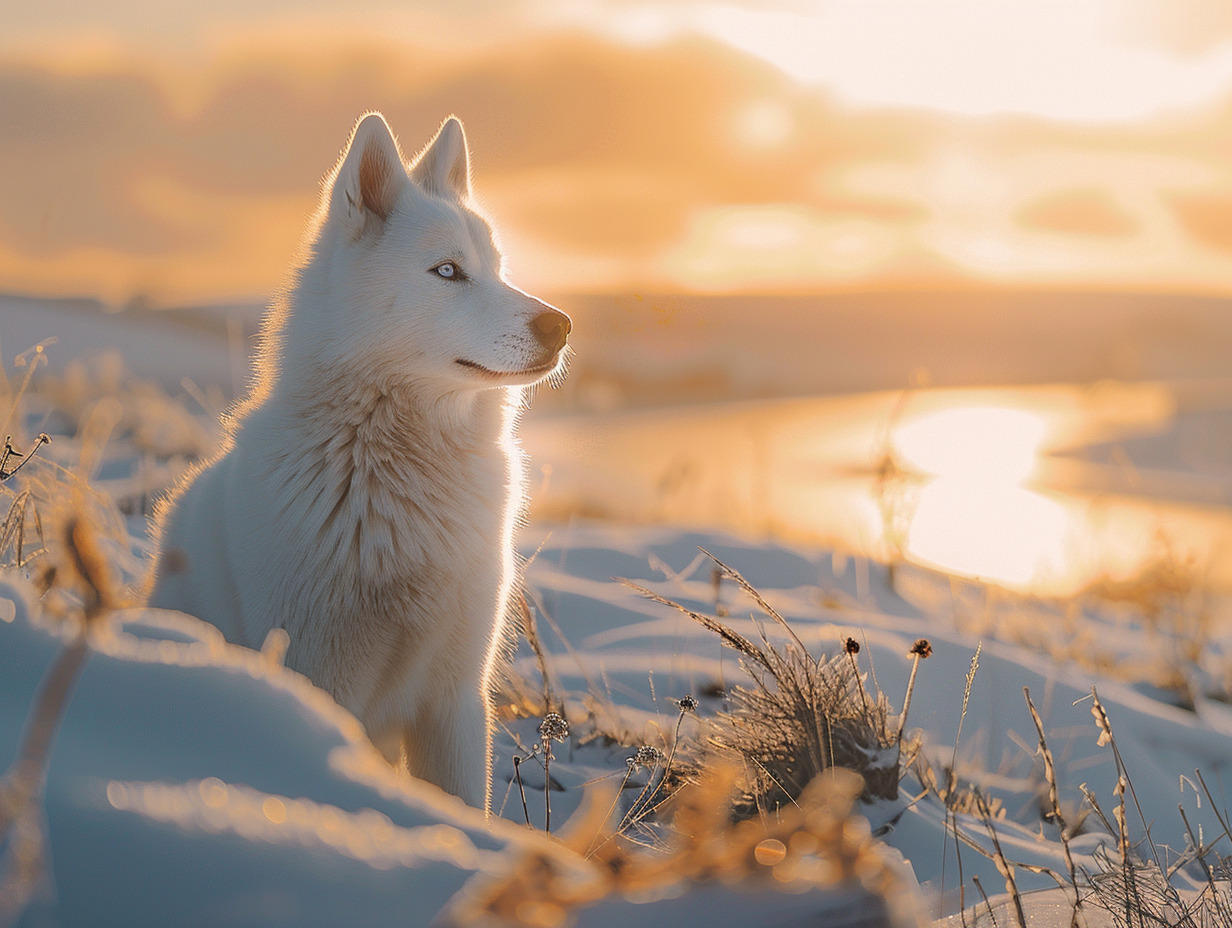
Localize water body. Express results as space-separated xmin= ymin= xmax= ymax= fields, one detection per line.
xmin=526 ymin=380 xmax=1232 ymax=596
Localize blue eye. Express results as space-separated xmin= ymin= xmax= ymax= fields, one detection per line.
xmin=432 ymin=262 xmax=463 ymax=280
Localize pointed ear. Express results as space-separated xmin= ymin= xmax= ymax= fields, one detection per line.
xmin=329 ymin=112 xmax=405 ymax=235
xmin=410 ymin=116 xmax=471 ymax=200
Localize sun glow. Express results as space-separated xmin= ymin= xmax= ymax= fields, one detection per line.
xmin=691 ymin=1 xmax=1232 ymax=123
xmin=906 ymin=481 xmax=1075 ymax=590
xmin=893 ymin=406 xmax=1048 ymax=487
xmin=891 ymin=405 xmax=1080 ymax=591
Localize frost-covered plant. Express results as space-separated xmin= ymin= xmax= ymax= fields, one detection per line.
xmin=939 ymin=685 xmax=1232 ymax=928
xmin=0 ymin=342 xmax=55 ymax=571
xmin=715 ymin=643 xmax=899 ymax=813
xmin=0 ymin=342 xmax=157 ymax=576
xmin=539 ymin=712 xmax=570 ymax=834
xmin=0 ymin=436 xmax=50 ymax=572
xmin=627 ymin=744 xmax=665 ymax=771
xmin=625 ymin=551 xmax=901 ymax=815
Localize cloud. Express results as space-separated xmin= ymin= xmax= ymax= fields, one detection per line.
xmin=1166 ymin=191 xmax=1232 ymax=254
xmin=0 ymin=33 xmax=929 ymax=302
xmin=1015 ymin=189 xmax=1139 ymax=238
xmin=1120 ymin=0 xmax=1232 ymax=55
xmin=2 ymin=26 xmax=1232 ymax=302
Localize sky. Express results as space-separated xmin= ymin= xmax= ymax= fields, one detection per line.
xmin=5 ymin=0 xmax=1232 ymax=304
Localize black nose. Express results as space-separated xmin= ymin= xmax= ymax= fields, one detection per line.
xmin=532 ymin=309 xmax=571 ymax=354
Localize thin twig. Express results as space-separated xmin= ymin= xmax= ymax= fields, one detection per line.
xmin=1196 ymin=769 xmax=1232 ymax=848
xmin=1024 ymin=687 xmax=1082 ymax=924
xmin=894 ymin=639 xmax=931 ymax=771
xmin=584 ymin=765 xmax=633 ymax=858
xmin=628 ymin=706 xmax=687 ymax=826
xmin=844 ymin=637 xmax=871 ymax=723
xmin=975 ymin=789 xmax=1027 ymax=928
xmin=0 ymin=434 xmax=50 ymax=482
xmin=1177 ymin=803 xmax=1232 ymax=926
xmin=943 ymin=643 xmax=982 ymax=917
xmin=699 ymin=549 xmax=811 ymax=656
xmin=538 ymin=713 xmax=569 ymax=834
xmin=512 ymin=755 xmax=531 ymax=827
xmin=518 ymin=595 xmax=554 ymax=713
xmin=972 ymin=875 xmax=1000 ymax=928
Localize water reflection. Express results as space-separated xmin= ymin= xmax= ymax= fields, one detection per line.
xmin=525 ymin=381 xmax=1232 ymax=597
xmin=888 ymin=404 xmax=1076 ymax=591
xmin=905 ymin=480 xmax=1075 ymax=591
xmin=893 ymin=406 xmax=1048 ymax=485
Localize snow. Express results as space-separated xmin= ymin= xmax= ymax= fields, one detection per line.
xmin=1 ymin=295 xmax=1231 ymax=927
xmin=0 ymin=581 xmax=523 ymax=926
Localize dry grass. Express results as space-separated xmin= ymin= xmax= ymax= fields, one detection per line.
xmin=494 ymin=606 xmax=704 ymax=845
xmin=0 ymin=345 xmax=158 ymax=582
xmin=932 ymin=685 xmax=1232 ymax=928
xmin=0 ymin=341 xmax=152 ymax=925
xmin=445 ymin=763 xmax=918 ymax=928
xmin=1081 ymin=534 xmax=1215 ymax=707
xmin=714 ymin=644 xmax=899 ymax=812
xmin=1085 ymin=847 xmax=1232 ymax=928
xmin=553 ymin=547 xmax=1232 ymax=928
xmin=0 ymin=495 xmax=127 ymax=926
xmin=9 ymin=333 xmax=1230 ymax=928
xmin=33 ymin=354 xmax=215 ymax=462
xmin=0 ymin=342 xmax=53 ymax=571
xmin=623 ymin=551 xmax=912 ymax=815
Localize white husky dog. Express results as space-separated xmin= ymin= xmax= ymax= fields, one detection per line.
xmin=148 ymin=113 xmax=570 ymax=809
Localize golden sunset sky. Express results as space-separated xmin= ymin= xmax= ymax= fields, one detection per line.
xmin=6 ymin=0 xmax=1232 ymax=304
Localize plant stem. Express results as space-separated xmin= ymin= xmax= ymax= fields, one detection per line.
xmin=512 ymin=755 xmax=530 ymax=827
xmin=543 ymin=745 xmax=552 ymax=834
xmin=894 ymin=654 xmax=922 ymax=771
xmin=0 ymin=626 xmax=91 ymax=926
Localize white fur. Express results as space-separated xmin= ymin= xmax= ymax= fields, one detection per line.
xmin=147 ymin=113 xmax=570 ymax=810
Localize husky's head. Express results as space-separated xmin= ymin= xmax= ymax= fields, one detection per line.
xmin=298 ymin=113 xmax=570 ymax=392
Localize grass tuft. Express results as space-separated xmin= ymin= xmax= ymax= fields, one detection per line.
xmin=623 ymin=550 xmax=904 ymax=814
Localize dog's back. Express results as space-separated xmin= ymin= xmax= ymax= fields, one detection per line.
xmin=148 ymin=113 xmax=570 ymax=808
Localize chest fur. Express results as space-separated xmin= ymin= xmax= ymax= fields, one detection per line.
xmin=240 ymin=383 xmax=518 ymax=636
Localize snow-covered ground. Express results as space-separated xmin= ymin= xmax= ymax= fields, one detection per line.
xmin=2 ymin=294 xmax=1231 ymax=927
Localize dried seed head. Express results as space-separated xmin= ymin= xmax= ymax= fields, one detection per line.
xmin=539 ymin=712 xmax=569 ymax=744
xmin=910 ymin=639 xmax=932 ymax=658
xmin=626 ymin=745 xmax=665 ymax=770
xmin=676 ymin=694 xmax=699 ymax=713
xmin=844 ymin=637 xmax=860 ymax=655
